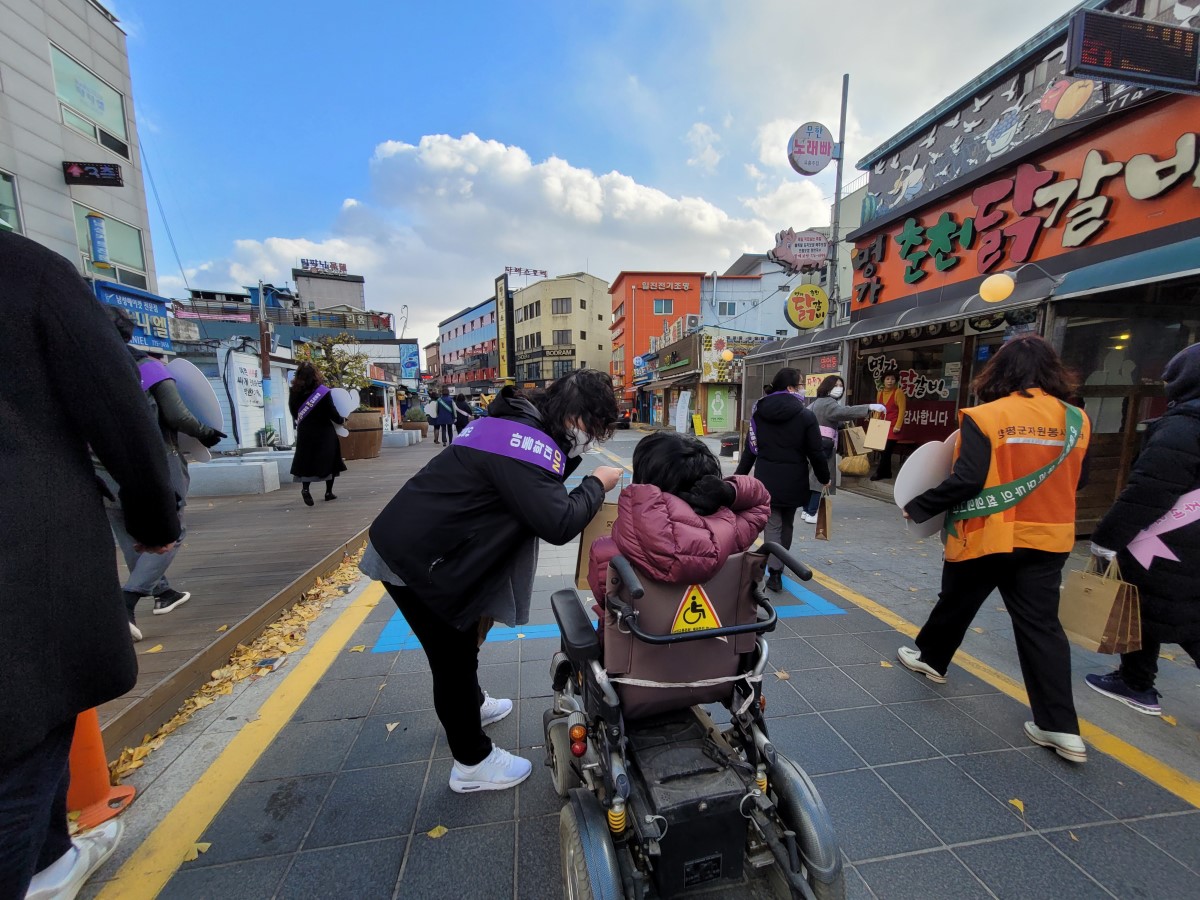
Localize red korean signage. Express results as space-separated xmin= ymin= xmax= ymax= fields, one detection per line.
xmin=852 ymin=94 xmax=1200 ymax=312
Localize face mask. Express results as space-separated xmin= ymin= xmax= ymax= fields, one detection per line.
xmin=567 ymin=426 xmax=594 ymax=458
xmin=830 ymin=386 xmax=844 ymax=399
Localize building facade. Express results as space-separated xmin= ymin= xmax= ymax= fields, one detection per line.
xmin=510 ymin=272 xmax=610 ymax=389
xmin=1 ymin=0 xmax=159 ymax=291
xmin=292 ymin=261 xmax=367 ymax=310
xmin=438 ymin=297 xmax=498 ymax=393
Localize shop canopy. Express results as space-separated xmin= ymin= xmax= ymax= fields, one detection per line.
xmin=1054 ymin=235 xmax=1200 ymax=300
xmin=640 ymin=370 xmax=699 ymax=391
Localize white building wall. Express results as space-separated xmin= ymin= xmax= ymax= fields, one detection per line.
xmin=295 ymin=274 xmax=367 ymax=310
xmin=0 ymin=0 xmax=157 ymax=289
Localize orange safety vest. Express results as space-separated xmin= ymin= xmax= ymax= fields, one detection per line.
xmin=943 ymin=389 xmax=1090 ymax=563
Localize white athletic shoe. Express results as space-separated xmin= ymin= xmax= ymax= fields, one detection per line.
xmin=897 ymin=646 xmax=947 ymax=684
xmin=449 ymin=745 xmax=532 ymax=793
xmin=25 ymin=819 xmax=124 ymax=900
xmin=799 ymin=512 xmax=819 ymax=524
xmin=1024 ymin=721 xmax=1087 ymax=764
xmin=479 ymin=692 xmax=512 ymax=727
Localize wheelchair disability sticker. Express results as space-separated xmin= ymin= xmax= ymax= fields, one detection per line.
xmin=671 ymin=584 xmax=722 ymax=634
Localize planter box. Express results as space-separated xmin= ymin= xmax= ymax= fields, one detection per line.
xmin=339 ymin=411 xmax=383 ymax=460
xmin=400 ymin=421 xmax=429 ymax=438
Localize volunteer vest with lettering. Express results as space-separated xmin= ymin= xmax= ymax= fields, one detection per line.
xmin=944 ymin=389 xmax=1090 ymax=563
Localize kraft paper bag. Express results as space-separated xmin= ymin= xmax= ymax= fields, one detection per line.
xmin=839 ymin=453 xmax=870 ymax=477
xmin=575 ymin=501 xmax=620 ymax=591
xmin=814 ymin=490 xmax=831 ymax=541
xmin=1058 ymin=559 xmax=1142 ymax=654
xmin=842 ymin=426 xmax=867 ymax=457
xmin=864 ymin=417 xmax=892 ymax=452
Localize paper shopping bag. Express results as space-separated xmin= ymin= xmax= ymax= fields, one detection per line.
xmin=575 ymin=501 xmax=620 ymax=590
xmin=842 ymin=426 xmax=867 ymax=457
xmin=864 ymin=417 xmax=892 ymax=452
xmin=1058 ymin=559 xmax=1142 ymax=654
xmin=838 ymin=454 xmax=870 ymax=477
xmin=814 ymin=490 xmax=831 ymax=541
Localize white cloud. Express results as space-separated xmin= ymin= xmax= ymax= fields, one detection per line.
xmin=685 ymin=123 xmax=722 ymax=174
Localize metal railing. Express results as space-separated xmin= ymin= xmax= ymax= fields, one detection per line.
xmin=173 ymin=300 xmax=393 ymax=332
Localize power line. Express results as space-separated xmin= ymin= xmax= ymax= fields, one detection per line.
xmin=139 ymin=136 xmax=189 ymax=294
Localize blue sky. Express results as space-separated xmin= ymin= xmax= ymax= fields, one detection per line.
xmin=110 ymin=0 xmax=1081 ymax=344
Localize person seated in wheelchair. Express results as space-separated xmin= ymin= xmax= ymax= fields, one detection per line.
xmin=586 ymin=431 xmax=770 ymax=617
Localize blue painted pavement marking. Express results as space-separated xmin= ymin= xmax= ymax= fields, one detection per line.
xmin=371 ymin=576 xmax=844 ymax=653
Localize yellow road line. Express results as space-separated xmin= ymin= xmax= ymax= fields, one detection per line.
xmin=97 ymin=582 xmax=386 ymax=899
xmin=810 ymin=568 xmax=1200 ymax=809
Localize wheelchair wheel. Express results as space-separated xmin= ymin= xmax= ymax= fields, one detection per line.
xmin=549 ymin=720 xmax=581 ymax=798
xmin=771 ymin=753 xmax=845 ymax=900
xmin=560 ymin=789 xmax=624 ymax=900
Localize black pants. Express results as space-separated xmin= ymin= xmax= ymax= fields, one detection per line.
xmin=874 ymin=439 xmax=897 ymax=479
xmin=916 ymin=549 xmax=1078 ymax=734
xmin=1120 ymin=638 xmax=1200 ymax=692
xmin=435 ymin=423 xmax=453 ymax=444
xmin=0 ymin=718 xmax=76 ymax=899
xmin=764 ymin=505 xmax=797 ymax=573
xmin=384 ymin=584 xmax=490 ymax=766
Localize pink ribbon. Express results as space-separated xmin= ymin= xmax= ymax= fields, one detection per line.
xmin=1126 ymin=487 xmax=1200 ymax=569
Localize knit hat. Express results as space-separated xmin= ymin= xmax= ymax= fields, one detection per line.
xmin=1163 ymin=342 xmax=1200 ymax=404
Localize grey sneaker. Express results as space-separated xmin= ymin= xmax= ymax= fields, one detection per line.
xmin=449 ymin=745 xmax=532 ymax=793
xmin=1024 ymin=721 xmax=1087 ymax=763
xmin=897 ymin=646 xmax=947 ymax=684
xmin=480 ymin=692 xmax=513 ymax=727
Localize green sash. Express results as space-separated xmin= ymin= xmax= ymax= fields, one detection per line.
xmin=945 ymin=401 xmax=1084 ymax=536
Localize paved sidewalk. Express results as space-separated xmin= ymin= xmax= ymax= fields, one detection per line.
xmin=88 ymin=454 xmax=1200 ymax=899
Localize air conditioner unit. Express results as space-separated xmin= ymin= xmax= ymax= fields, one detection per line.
xmin=685 ymin=314 xmax=700 ymax=332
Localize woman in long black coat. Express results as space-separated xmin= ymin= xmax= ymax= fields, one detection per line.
xmin=289 ymin=362 xmax=347 ymax=505
xmin=1088 ymin=343 xmax=1200 ymax=715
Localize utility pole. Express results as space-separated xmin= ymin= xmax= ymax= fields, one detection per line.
xmin=827 ymin=73 xmax=850 ymax=329
xmin=258 ymin=280 xmax=273 ymax=437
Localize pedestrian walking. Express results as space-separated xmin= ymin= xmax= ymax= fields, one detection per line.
xmin=1086 ymin=342 xmax=1200 ymax=715
xmin=734 ymin=367 xmax=830 ymax=592
xmin=802 ymin=375 xmax=885 ymax=522
xmin=431 ymin=386 xmax=457 ymax=445
xmin=870 ymin=372 xmax=906 ymax=481
xmin=897 ymin=335 xmax=1092 ymax=763
xmin=0 ymin=231 xmax=180 ymax=900
xmin=360 ymin=370 xmax=623 ymax=793
xmin=453 ymin=392 xmax=472 ymax=436
xmin=100 ymin=308 xmax=225 ymax=639
xmin=289 ymin=362 xmax=347 ymax=505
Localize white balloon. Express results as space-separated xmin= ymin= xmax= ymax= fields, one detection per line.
xmin=893 ymin=430 xmax=960 ymax=538
xmin=330 ymin=387 xmax=356 ymax=417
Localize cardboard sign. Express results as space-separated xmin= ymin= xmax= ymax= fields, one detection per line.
xmin=575 ymin=502 xmax=620 ymax=591
xmin=670 ymin=585 xmax=722 ymax=634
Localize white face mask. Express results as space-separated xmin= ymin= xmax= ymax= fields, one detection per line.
xmin=830 ymin=386 xmax=844 ymax=399
xmin=567 ymin=426 xmax=594 ymax=458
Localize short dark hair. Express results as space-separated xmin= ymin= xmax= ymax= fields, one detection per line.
xmin=528 ymin=368 xmax=620 ymax=449
xmin=767 ymin=367 xmax=801 ymax=394
xmin=972 ymin=334 xmax=1076 ymax=403
xmin=105 ymin=305 xmax=135 ymax=343
xmin=816 ymin=375 xmax=843 ymax=398
xmin=632 ymin=431 xmax=733 ymax=514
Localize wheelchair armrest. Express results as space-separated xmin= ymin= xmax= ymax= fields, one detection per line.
xmin=609 ymin=555 xmax=644 ymax=599
xmin=759 ymin=542 xmax=813 ymax=581
xmin=551 ymin=589 xmax=600 ymax=664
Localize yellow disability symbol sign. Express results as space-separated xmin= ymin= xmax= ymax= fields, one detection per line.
xmin=671 ymin=585 xmax=722 ymax=634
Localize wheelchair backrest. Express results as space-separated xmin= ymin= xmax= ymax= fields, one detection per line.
xmin=603 ymin=550 xmax=767 ymax=720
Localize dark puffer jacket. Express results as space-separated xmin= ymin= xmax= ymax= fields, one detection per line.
xmin=735 ymin=391 xmax=830 ymax=508
xmin=1092 ymin=344 xmax=1200 ymax=643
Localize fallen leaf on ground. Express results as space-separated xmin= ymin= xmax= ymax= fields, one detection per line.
xmin=385 ymin=722 xmax=400 ymax=737
xmin=908 ymin=588 xmax=918 ymax=593
xmin=1159 ymin=652 xmax=1176 ymax=661
xmin=216 ymin=625 xmax=229 ymax=633
xmin=183 ymin=842 xmax=212 ymax=862
xmin=1009 ymin=798 xmax=1025 ymax=815
xmin=348 ymin=645 xmax=366 ymax=653
xmin=144 ymin=644 xmax=164 ymax=654
xmin=1069 ymin=831 xmax=1079 ymax=842
xmin=880 ymin=660 xmax=893 ymax=668
xmin=971 ymin=627 xmax=985 ymax=634
xmin=427 ymin=825 xmax=448 ymax=839
xmin=774 ymin=671 xmax=791 ymax=681
xmin=1162 ymin=715 xmax=1178 ymax=727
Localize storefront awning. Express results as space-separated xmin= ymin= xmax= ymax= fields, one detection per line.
xmin=641 ymin=370 xmax=699 ymax=391
xmin=1055 ymin=235 xmax=1200 ymax=300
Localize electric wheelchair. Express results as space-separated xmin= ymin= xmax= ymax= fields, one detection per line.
xmin=545 ymin=543 xmax=844 ymax=900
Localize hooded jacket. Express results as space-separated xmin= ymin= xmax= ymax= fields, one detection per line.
xmin=370 ymin=390 xmax=605 ymax=628
xmin=734 ymin=390 xmax=830 ymax=508
xmin=587 ymin=475 xmax=771 ymax=602
xmin=1092 ymin=344 xmax=1200 ymax=643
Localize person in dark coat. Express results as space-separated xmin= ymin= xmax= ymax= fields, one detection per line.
xmin=0 ymin=230 xmax=180 ymax=899
xmin=453 ymin=393 xmax=472 ymax=435
xmin=735 ymin=367 xmax=830 ymax=592
xmin=359 ymin=370 xmax=624 ymax=793
xmin=431 ymin=386 xmax=456 ymax=445
xmin=1087 ymin=342 xmax=1200 ymax=715
xmin=289 ymin=362 xmax=347 ymax=506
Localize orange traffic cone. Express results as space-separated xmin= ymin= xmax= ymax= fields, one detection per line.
xmin=67 ymin=709 xmax=135 ymax=830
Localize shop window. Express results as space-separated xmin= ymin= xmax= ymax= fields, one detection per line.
xmin=0 ymin=171 xmax=21 ymax=234
xmin=50 ymin=46 xmax=129 ymax=159
xmin=654 ymin=299 xmax=673 ymax=315
xmin=72 ymin=203 xmax=146 ymax=287
xmin=853 ymin=342 xmax=963 ymax=444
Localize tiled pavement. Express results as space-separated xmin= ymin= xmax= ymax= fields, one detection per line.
xmin=104 ymin=536 xmax=1200 ymax=899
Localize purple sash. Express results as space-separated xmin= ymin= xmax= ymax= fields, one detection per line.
xmin=138 ymin=358 xmax=173 ymax=392
xmin=453 ymin=416 xmax=565 ymax=477
xmin=296 ymin=385 xmax=330 ymax=425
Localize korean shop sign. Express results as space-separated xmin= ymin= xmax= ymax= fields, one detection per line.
xmin=62 ymin=161 xmax=123 ymax=186
xmin=850 ymin=94 xmax=1200 ymax=311
xmin=784 ymin=284 xmax=828 ymax=330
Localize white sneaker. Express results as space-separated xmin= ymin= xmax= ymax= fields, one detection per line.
xmin=480 ymin=692 xmax=512 ymax=727
xmin=449 ymin=745 xmax=532 ymax=793
xmin=128 ymin=621 xmax=142 ymax=642
xmin=897 ymin=646 xmax=947 ymax=684
xmin=1024 ymin=721 xmax=1087 ymax=764
xmin=25 ymin=819 xmax=124 ymax=900
xmin=800 ymin=512 xmax=819 ymax=524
